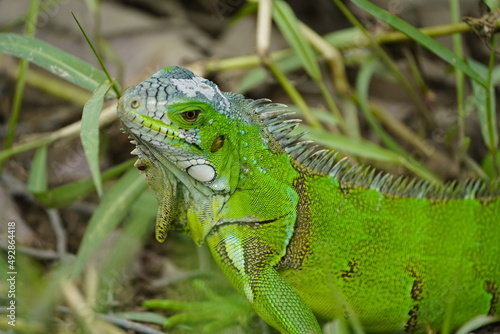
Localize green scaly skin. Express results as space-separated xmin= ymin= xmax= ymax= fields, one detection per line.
xmin=117 ymin=66 xmax=500 ymax=333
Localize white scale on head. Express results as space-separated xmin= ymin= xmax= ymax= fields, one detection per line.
xmin=170 ymin=77 xmax=217 ymax=100
xmin=169 ymin=77 xmax=230 ymax=113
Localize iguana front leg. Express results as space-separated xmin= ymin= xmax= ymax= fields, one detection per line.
xmin=206 ymin=222 xmax=321 ymax=334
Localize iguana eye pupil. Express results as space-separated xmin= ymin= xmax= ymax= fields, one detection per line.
xmin=181 ymin=110 xmax=201 ymax=122
xmin=130 ymin=99 xmax=140 ymax=108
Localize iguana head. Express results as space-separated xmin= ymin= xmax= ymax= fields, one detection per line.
xmin=117 ymin=66 xmax=300 ymax=243
xmin=119 ymin=66 xmax=237 ymax=186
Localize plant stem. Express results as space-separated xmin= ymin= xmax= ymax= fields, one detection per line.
xmin=3 ymin=0 xmax=39 ymax=154
xmin=0 ymin=104 xmax=117 ymax=163
xmin=449 ymin=0 xmax=467 ymax=177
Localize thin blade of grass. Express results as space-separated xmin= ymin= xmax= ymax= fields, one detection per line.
xmin=71 ymin=12 xmax=121 ymax=98
xmin=97 ymin=191 xmax=156 ymax=305
xmin=300 ymin=125 xmax=400 ymax=162
xmin=356 ymin=57 xmax=443 ymax=182
xmin=349 ymin=0 xmax=486 ymax=87
xmin=228 ymin=2 xmax=258 ymax=25
xmin=34 ymin=159 xmax=134 ymax=208
xmin=485 ymin=34 xmax=499 ymax=176
xmin=81 ymin=80 xmax=112 ymax=197
xmin=112 ymin=312 xmax=169 ymax=326
xmin=356 ymin=56 xmax=409 ymax=157
xmin=272 ymin=0 xmax=321 ymax=81
xmin=71 ymin=168 xmax=148 ymax=278
xmin=454 ymin=316 xmax=500 ymax=334
xmin=481 ymin=151 xmax=500 ymax=179
xmin=27 ymin=145 xmax=48 ymax=194
xmin=449 ymin=0 xmax=467 ymax=171
xmin=236 ymin=52 xmax=299 ymax=93
xmin=3 ymin=59 xmax=29 ymax=151
xmin=300 ymin=125 xmax=440 ymax=183
xmin=0 ymin=33 xmax=108 ymax=93
xmin=323 ymin=319 xmax=351 ymax=334
xmin=469 ymin=59 xmax=498 ymax=152
xmin=0 ymin=104 xmax=117 ymax=164
xmin=266 ymin=60 xmax=322 ymax=129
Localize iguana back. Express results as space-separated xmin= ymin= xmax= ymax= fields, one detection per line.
xmin=118 ymin=66 xmax=500 ymax=333
xmin=279 ymin=166 xmax=499 ymax=332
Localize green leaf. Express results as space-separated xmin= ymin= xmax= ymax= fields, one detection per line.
xmin=81 ymin=80 xmax=112 ymax=197
xmin=27 ymin=145 xmax=48 ymax=194
xmin=482 ymin=151 xmax=500 ymax=179
xmin=229 ymin=2 xmax=258 ymax=25
xmin=71 ymin=168 xmax=148 ymax=278
xmin=484 ymin=0 xmax=499 ymax=10
xmin=349 ymin=0 xmax=486 ymax=87
xmin=0 ymin=33 xmax=108 ymax=93
xmin=272 ymin=0 xmax=321 ymax=81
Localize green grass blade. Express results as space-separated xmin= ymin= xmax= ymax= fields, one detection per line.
xmin=236 ymin=52 xmax=300 ymax=93
xmin=71 ymin=168 xmax=148 ymax=278
xmin=469 ymin=59 xmax=498 ymax=151
xmin=33 ymin=159 xmax=134 ymax=208
xmin=266 ymin=60 xmax=322 ymax=129
xmin=272 ymin=0 xmax=321 ymax=81
xmin=349 ymin=0 xmax=486 ymax=87
xmin=301 ymin=125 xmax=400 ymax=162
xmin=27 ymin=145 xmax=48 ymax=194
xmin=484 ymin=0 xmax=499 ymax=10
xmin=97 ymin=191 xmax=156 ymax=304
xmin=0 ymin=33 xmax=108 ymax=93
xmin=229 ymin=2 xmax=258 ymax=24
xmin=80 ymin=80 xmax=112 ymax=197
xmin=4 ymin=60 xmax=29 ymax=152
xmin=300 ymin=125 xmax=440 ymax=183
xmin=454 ymin=316 xmax=500 ymax=334
xmin=356 ymin=57 xmax=406 ymax=156
xmin=71 ymin=12 xmax=121 ymax=98
xmin=112 ymin=312 xmax=169 ymax=326
xmin=481 ymin=151 xmax=500 ymax=180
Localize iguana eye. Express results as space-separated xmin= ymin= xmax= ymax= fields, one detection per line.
xmin=130 ymin=99 xmax=140 ymax=108
xmin=181 ymin=110 xmax=201 ymax=122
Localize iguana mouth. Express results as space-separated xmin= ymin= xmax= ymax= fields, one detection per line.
xmin=118 ymin=95 xmax=201 ymax=153
xmin=118 ymin=102 xmax=182 ymax=144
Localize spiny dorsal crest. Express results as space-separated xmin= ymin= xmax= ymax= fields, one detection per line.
xmin=251 ymin=99 xmax=499 ymax=200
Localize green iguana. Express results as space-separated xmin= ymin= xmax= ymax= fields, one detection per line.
xmin=117 ymin=66 xmax=500 ymax=333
